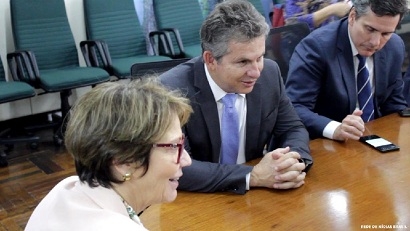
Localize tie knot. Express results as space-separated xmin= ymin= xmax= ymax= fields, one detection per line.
xmin=357 ymin=54 xmax=366 ymax=66
xmin=222 ymin=94 xmax=236 ymax=107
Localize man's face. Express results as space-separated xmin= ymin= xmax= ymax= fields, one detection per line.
xmin=204 ymin=36 xmax=265 ymax=94
xmin=348 ymin=8 xmax=400 ymax=57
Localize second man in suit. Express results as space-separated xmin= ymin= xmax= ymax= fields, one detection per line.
xmin=160 ymin=0 xmax=312 ymax=194
xmin=286 ymin=0 xmax=408 ymax=141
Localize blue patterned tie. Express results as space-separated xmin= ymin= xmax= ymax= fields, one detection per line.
xmin=357 ymin=54 xmax=374 ymax=122
xmin=220 ymin=94 xmax=239 ymax=164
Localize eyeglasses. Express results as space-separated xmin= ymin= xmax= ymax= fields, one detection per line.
xmin=152 ymin=134 xmax=185 ymax=164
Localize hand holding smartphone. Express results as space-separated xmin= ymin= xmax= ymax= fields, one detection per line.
xmin=359 ymin=135 xmax=400 ymax=153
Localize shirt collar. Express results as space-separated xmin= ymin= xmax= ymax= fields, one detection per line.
xmin=348 ymin=28 xmax=359 ymax=57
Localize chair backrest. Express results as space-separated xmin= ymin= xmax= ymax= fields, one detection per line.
xmin=10 ymin=0 xmax=79 ymax=70
xmin=0 ymin=58 xmax=36 ymax=104
xmin=264 ymin=23 xmax=311 ymax=82
xmin=0 ymin=58 xmax=5 ymax=81
xmin=154 ymin=0 xmax=204 ymax=48
xmin=83 ymin=0 xmax=147 ymax=59
xmin=130 ymin=58 xmax=190 ymax=78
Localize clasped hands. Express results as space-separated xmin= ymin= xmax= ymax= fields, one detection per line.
xmin=249 ymin=146 xmax=306 ymax=190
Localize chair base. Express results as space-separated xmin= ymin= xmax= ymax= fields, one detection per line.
xmin=22 ymin=113 xmax=65 ymax=147
xmin=0 ymin=152 xmax=9 ymax=167
xmin=0 ymin=111 xmax=65 ymax=168
xmin=0 ymin=133 xmax=40 ymax=168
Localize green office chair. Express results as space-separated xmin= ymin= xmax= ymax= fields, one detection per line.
xmin=7 ymin=0 xmax=110 ymax=142
xmin=153 ymin=0 xmax=204 ymax=58
xmin=0 ymin=59 xmax=39 ymax=167
xmin=81 ymin=0 xmax=172 ymax=78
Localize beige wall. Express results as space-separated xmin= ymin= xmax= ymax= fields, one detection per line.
xmin=0 ymin=0 xmax=91 ymax=121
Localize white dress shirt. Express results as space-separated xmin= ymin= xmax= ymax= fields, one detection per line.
xmin=204 ymin=64 xmax=252 ymax=189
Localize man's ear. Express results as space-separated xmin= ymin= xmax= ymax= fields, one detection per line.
xmin=348 ymin=7 xmax=356 ymax=25
xmin=203 ymin=51 xmax=217 ymax=71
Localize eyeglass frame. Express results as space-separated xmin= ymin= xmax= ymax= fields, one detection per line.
xmin=152 ymin=134 xmax=185 ymax=164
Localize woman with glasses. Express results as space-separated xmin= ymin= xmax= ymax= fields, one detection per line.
xmin=25 ymin=77 xmax=192 ymax=230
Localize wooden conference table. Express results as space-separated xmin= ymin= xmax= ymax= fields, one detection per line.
xmin=140 ymin=113 xmax=410 ymax=231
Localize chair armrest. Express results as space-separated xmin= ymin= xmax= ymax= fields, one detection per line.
xmin=80 ymin=40 xmax=113 ymax=74
xmin=157 ymin=28 xmax=186 ymax=59
xmin=7 ymin=50 xmax=41 ymax=88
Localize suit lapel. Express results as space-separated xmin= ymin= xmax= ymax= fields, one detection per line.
xmin=373 ymin=51 xmax=386 ymax=117
xmin=244 ymin=81 xmax=262 ymax=161
xmin=193 ymin=60 xmax=222 ymax=162
xmin=337 ymin=19 xmax=356 ymax=112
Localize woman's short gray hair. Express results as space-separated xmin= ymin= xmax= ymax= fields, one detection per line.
xmin=65 ymin=76 xmax=192 ymax=188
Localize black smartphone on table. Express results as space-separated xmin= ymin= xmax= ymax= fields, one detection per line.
xmin=359 ymin=135 xmax=400 ymax=153
xmin=398 ymin=108 xmax=410 ymax=117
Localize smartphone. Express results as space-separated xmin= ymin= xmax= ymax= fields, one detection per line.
xmin=359 ymin=135 xmax=400 ymax=153
xmin=398 ymin=108 xmax=410 ymax=117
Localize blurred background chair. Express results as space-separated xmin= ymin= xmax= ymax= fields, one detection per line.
xmin=7 ymin=0 xmax=110 ymax=144
xmin=82 ymin=0 xmax=172 ymax=79
xmin=264 ymin=22 xmax=311 ymax=82
xmin=0 ymin=58 xmax=39 ymax=167
xmin=130 ymin=58 xmax=190 ymax=78
xmin=153 ymin=0 xmax=204 ymax=59
xmin=270 ymin=1 xmax=285 ymax=28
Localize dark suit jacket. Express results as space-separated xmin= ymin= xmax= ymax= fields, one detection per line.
xmin=403 ymin=63 xmax=410 ymax=105
xmin=286 ymin=18 xmax=408 ymax=139
xmin=160 ymin=57 xmax=311 ymax=194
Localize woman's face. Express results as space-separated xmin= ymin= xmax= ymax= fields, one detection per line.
xmin=136 ymin=114 xmax=192 ymax=204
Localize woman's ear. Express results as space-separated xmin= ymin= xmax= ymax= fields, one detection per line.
xmin=111 ymin=159 xmax=133 ymax=181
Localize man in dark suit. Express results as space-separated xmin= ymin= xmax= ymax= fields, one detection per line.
xmin=286 ymin=0 xmax=408 ymax=141
xmin=160 ymin=0 xmax=312 ymax=194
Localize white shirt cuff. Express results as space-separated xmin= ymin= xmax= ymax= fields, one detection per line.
xmin=246 ymin=172 xmax=250 ymax=190
xmin=323 ymin=120 xmax=342 ymax=139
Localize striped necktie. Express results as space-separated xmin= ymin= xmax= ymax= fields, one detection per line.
xmin=220 ymin=93 xmax=239 ymax=164
xmin=357 ymin=54 xmax=374 ymax=122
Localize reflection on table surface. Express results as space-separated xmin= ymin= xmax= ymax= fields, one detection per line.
xmin=140 ymin=113 xmax=410 ymax=230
